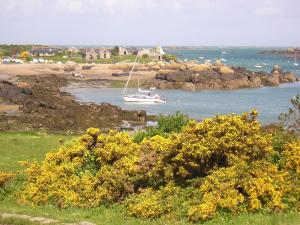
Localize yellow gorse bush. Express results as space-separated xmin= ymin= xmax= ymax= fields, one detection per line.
xmin=281 ymin=140 xmax=300 ymax=210
xmin=21 ymin=128 xmax=140 ymax=208
xmin=138 ymin=110 xmax=273 ymax=185
xmin=19 ymin=111 xmax=300 ymax=222
xmin=0 ymin=172 xmax=15 ymax=188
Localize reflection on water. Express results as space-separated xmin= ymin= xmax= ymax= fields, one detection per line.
xmin=64 ymin=82 xmax=300 ymax=124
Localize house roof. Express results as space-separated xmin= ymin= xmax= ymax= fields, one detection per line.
xmin=94 ymin=48 xmax=111 ymax=54
xmin=30 ymin=48 xmax=58 ymax=54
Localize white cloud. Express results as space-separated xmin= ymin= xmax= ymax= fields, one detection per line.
xmin=0 ymin=0 xmax=42 ymax=14
xmin=0 ymin=0 xmax=217 ymax=16
xmin=55 ymin=0 xmax=84 ymax=14
xmin=254 ymin=6 xmax=280 ymax=17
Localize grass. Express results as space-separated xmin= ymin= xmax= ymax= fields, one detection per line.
xmin=0 ymin=198 xmax=299 ymax=225
xmin=34 ymin=54 xmax=151 ymax=64
xmin=0 ymin=131 xmax=299 ymax=225
xmin=0 ymin=131 xmax=75 ymax=172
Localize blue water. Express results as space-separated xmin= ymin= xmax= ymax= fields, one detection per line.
xmin=167 ymin=47 xmax=300 ymax=76
xmin=65 ymin=82 xmax=300 ymax=124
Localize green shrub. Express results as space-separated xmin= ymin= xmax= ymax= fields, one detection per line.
xmin=279 ymin=94 xmax=300 ymax=134
xmin=162 ymin=54 xmax=178 ymax=62
xmin=133 ymin=112 xmax=189 ymax=143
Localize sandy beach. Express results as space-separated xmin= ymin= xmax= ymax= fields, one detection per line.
xmin=0 ymin=63 xmax=156 ymax=81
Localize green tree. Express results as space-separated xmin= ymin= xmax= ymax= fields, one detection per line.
xmin=279 ymin=94 xmax=300 ymax=134
xmin=111 ymin=46 xmax=119 ymax=56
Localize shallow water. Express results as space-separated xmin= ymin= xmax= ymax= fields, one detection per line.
xmin=64 ymin=82 xmax=300 ymax=124
xmin=167 ymin=47 xmax=300 ymax=76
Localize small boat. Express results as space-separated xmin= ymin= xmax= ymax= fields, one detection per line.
xmin=123 ymin=92 xmax=166 ymax=103
xmin=294 ymin=52 xmax=298 ymax=66
xmin=254 ymin=64 xmax=263 ymax=68
xmin=220 ymin=50 xmax=226 ymax=62
xmin=123 ymin=54 xmax=166 ymax=104
xmin=205 ymin=59 xmax=212 ymax=62
xmin=198 ymin=56 xmax=204 ymax=59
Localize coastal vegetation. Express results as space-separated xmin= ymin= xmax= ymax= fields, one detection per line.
xmin=279 ymin=94 xmax=300 ymax=134
xmin=0 ymin=45 xmax=34 ymax=57
xmin=0 ymin=107 xmax=299 ymax=224
xmin=133 ymin=112 xmax=189 ymax=142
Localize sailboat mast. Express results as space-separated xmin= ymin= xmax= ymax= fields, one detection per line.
xmin=123 ymin=53 xmax=139 ymax=95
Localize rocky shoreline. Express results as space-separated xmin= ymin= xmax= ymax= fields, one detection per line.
xmin=259 ymin=48 xmax=300 ymax=57
xmin=143 ymin=62 xmax=299 ymax=91
xmin=0 ymin=75 xmax=146 ymax=132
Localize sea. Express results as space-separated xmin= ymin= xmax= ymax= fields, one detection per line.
xmin=66 ymin=47 xmax=300 ymax=123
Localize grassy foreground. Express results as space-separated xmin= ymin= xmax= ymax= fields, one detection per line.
xmin=0 ymin=131 xmax=75 ymax=172
xmin=0 ymin=131 xmax=299 ymax=225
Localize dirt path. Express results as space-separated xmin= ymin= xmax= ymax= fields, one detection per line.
xmin=0 ymin=212 xmax=95 ymax=225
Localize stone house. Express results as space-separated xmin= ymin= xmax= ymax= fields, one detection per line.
xmin=85 ymin=48 xmax=111 ymax=60
xmin=118 ymin=47 xmax=129 ymax=56
xmin=138 ymin=48 xmax=163 ymax=61
xmin=29 ymin=47 xmax=64 ymax=57
xmin=30 ymin=48 xmax=56 ymax=57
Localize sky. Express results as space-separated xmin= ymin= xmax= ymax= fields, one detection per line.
xmin=0 ymin=0 xmax=299 ymax=46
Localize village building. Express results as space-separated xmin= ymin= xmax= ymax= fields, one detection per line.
xmin=85 ymin=48 xmax=111 ymax=61
xmin=30 ymin=48 xmax=56 ymax=57
xmin=118 ymin=47 xmax=129 ymax=56
xmin=29 ymin=47 xmax=64 ymax=57
xmin=137 ymin=48 xmax=163 ymax=61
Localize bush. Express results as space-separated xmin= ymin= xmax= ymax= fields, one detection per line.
xmin=137 ymin=110 xmax=274 ymax=186
xmin=133 ymin=112 xmax=189 ymax=143
xmin=188 ymin=160 xmax=286 ymax=221
xmin=20 ymin=128 xmax=140 ymax=208
xmin=279 ymin=94 xmax=300 ymax=134
xmin=281 ymin=140 xmax=300 ymax=210
xmin=18 ymin=111 xmax=300 ymax=222
xmin=162 ymin=54 xmax=177 ymax=62
xmin=0 ymin=172 xmax=15 ymax=188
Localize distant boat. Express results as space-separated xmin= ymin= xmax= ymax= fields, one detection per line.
xmin=254 ymin=64 xmax=263 ymax=68
xmin=220 ymin=50 xmax=226 ymax=61
xmin=205 ymin=59 xmax=212 ymax=62
xmin=123 ymin=54 xmax=166 ymax=104
xmin=294 ymin=52 xmax=298 ymax=66
xmin=199 ymin=56 xmax=204 ymax=59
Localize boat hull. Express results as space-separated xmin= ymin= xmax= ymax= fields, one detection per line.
xmin=123 ymin=96 xmax=166 ymax=103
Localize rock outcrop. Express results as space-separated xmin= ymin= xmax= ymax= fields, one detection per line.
xmin=147 ymin=63 xmax=299 ymax=91
xmin=0 ymin=76 xmax=146 ymax=131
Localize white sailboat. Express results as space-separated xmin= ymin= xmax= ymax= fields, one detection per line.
xmin=221 ymin=50 xmax=227 ymax=62
xmin=123 ymin=54 xmax=166 ymax=103
xmin=294 ymin=52 xmax=298 ymax=66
